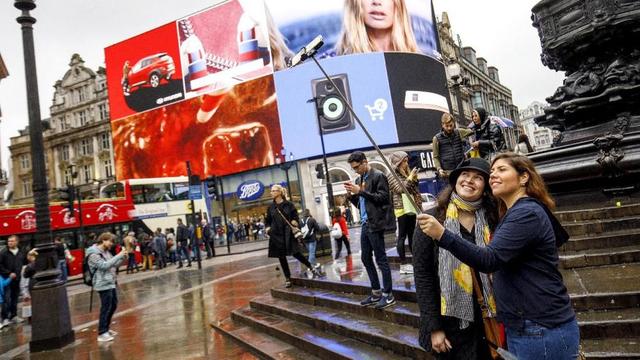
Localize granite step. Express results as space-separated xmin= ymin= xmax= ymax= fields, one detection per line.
xmin=290 ymin=276 xmax=417 ymax=303
xmin=231 ymin=307 xmax=413 ymax=360
xmin=271 ymin=286 xmax=420 ymax=328
xmin=212 ymin=318 xmax=322 ymax=360
xmin=561 ymin=245 xmax=640 ymax=269
xmin=556 ymin=203 xmax=640 ymax=223
xmin=578 ymin=308 xmax=640 ymax=339
xmin=571 ymin=291 xmax=640 ymax=312
xmin=248 ymin=295 xmax=431 ymax=359
xmin=563 ymin=216 xmax=640 ymax=238
xmin=581 ymin=337 xmax=640 ymax=359
xmin=561 ymin=229 xmax=640 ymax=253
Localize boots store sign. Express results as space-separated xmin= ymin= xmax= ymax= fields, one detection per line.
xmin=237 ymin=180 xmax=264 ymax=202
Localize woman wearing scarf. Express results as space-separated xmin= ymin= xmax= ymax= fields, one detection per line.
xmin=413 ymin=158 xmax=498 ymax=359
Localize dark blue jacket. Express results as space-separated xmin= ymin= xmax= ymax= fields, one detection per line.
xmin=438 ymin=197 xmax=575 ymax=330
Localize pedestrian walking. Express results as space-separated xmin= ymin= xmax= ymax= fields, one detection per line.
xmin=123 ymin=231 xmax=138 ymax=274
xmin=153 ymin=228 xmax=167 ymax=269
xmin=387 ymin=151 xmax=422 ymax=275
xmin=413 ymin=158 xmax=498 ymax=358
xmin=176 ymin=218 xmax=192 ymax=268
xmin=140 ymin=234 xmax=153 ymax=271
xmin=86 ymin=232 xmax=128 ymax=342
xmin=300 ymin=209 xmax=321 ymax=270
xmin=331 ymin=208 xmax=351 ymax=259
xmin=432 ymin=112 xmax=474 ymax=181
xmin=418 ymin=153 xmax=579 ymax=359
xmin=0 ymin=235 xmax=27 ymax=327
xmin=514 ymin=134 xmax=534 ymax=155
xmin=345 ymin=151 xmax=397 ymax=309
xmin=266 ymin=184 xmax=320 ymax=288
xmin=166 ymin=228 xmax=177 ymax=265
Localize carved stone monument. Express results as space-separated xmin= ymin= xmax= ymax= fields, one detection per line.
xmin=529 ymin=0 xmax=640 ymax=205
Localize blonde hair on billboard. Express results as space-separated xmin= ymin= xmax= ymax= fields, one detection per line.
xmin=265 ymin=4 xmax=293 ymax=70
xmin=336 ymin=0 xmax=419 ymax=55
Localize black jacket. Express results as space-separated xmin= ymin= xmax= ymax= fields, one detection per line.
xmin=265 ymin=200 xmax=302 ymax=258
xmin=176 ymin=224 xmax=189 ymax=243
xmin=301 ymin=216 xmax=320 ymax=243
xmin=0 ymin=247 xmax=27 ymax=282
xmin=472 ymin=119 xmax=504 ymax=158
xmin=348 ymin=167 xmax=396 ymax=233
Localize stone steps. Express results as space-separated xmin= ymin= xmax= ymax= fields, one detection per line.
xmin=211 ymin=318 xmax=322 ymax=360
xmin=577 ymin=308 xmax=640 ymax=339
xmin=571 ymin=291 xmax=640 ymax=312
xmin=248 ymin=294 xmax=431 ymax=359
xmin=563 ymin=216 xmax=640 ymax=238
xmin=230 ymin=307 xmax=413 ymax=360
xmin=581 ymin=337 xmax=640 ymax=359
xmin=561 ymin=244 xmax=640 ymax=269
xmin=556 ymin=204 xmax=640 ymax=223
xmin=560 ymin=229 xmax=640 ymax=253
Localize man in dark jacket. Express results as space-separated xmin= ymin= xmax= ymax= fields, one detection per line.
xmin=432 ymin=113 xmax=473 ymax=178
xmin=345 ymin=151 xmax=396 ymax=310
xmin=0 ymin=235 xmax=27 ymax=325
xmin=470 ymin=107 xmax=504 ymax=159
xmin=176 ymin=218 xmax=191 ymax=268
xmin=301 ymin=209 xmax=321 ymax=270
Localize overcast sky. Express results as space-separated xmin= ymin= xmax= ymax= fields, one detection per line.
xmin=0 ymin=0 xmax=564 ymax=174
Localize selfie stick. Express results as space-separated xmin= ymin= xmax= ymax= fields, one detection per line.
xmin=288 ymin=35 xmax=422 ymax=214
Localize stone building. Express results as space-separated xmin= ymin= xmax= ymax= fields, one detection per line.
xmin=519 ymin=101 xmax=556 ymax=150
xmin=437 ymin=12 xmax=519 ymax=126
xmin=9 ymin=54 xmax=114 ymax=205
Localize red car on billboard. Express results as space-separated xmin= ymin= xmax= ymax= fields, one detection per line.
xmin=122 ymin=53 xmax=176 ymax=96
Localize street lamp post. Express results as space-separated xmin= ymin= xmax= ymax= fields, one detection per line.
xmin=447 ymin=62 xmax=468 ymax=127
xmin=14 ymin=0 xmax=74 ymax=351
xmin=279 ymin=147 xmax=293 ymax=198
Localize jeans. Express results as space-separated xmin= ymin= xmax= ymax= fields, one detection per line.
xmin=98 ymin=288 xmax=118 ymax=335
xmin=396 ymin=214 xmax=416 ymax=262
xmin=360 ymin=223 xmax=393 ymax=294
xmin=177 ymin=243 xmax=191 ymax=265
xmin=278 ymin=253 xmax=312 ymax=279
xmin=126 ymin=253 xmax=137 ymax=272
xmin=506 ymin=319 xmax=580 ymax=360
xmin=1 ymin=282 xmax=19 ymax=320
xmin=306 ymin=241 xmax=317 ymax=265
xmin=335 ymin=236 xmax=351 ymax=258
xmin=58 ymin=259 xmax=69 ymax=282
xmin=168 ymin=250 xmax=177 ymax=264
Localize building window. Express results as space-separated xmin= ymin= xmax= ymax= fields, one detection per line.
xmin=81 ymin=164 xmax=93 ymax=184
xmin=77 ymin=110 xmax=88 ymax=126
xmin=103 ymin=159 xmax=113 ymax=178
xmin=64 ymin=168 xmax=73 ymax=185
xmin=100 ymin=133 xmax=110 ymax=150
xmin=78 ymin=86 xmax=87 ymax=102
xmin=61 ymin=144 xmax=70 ymax=161
xmin=19 ymin=154 xmax=31 ymax=170
xmin=22 ymin=179 xmax=32 ymax=197
xmin=98 ymin=103 xmax=109 ymax=121
xmin=79 ymin=138 xmax=93 ymax=156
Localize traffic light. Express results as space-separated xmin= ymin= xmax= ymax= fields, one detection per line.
xmin=205 ymin=176 xmax=219 ymax=199
xmin=58 ymin=186 xmax=75 ymax=213
xmin=315 ymin=163 xmax=324 ymax=179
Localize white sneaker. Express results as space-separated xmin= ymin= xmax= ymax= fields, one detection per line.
xmin=97 ymin=333 xmax=114 ymax=342
xmin=108 ymin=330 xmax=118 ymax=336
xmin=0 ymin=319 xmax=9 ymax=329
xmin=400 ymin=264 xmax=414 ymax=274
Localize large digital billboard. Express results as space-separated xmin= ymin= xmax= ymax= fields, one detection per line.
xmin=105 ymin=0 xmax=448 ymax=180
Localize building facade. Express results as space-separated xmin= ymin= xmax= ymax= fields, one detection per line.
xmin=519 ymin=101 xmax=555 ymax=150
xmin=9 ymin=54 xmax=114 ymax=205
xmin=437 ymin=12 xmax=519 ymax=126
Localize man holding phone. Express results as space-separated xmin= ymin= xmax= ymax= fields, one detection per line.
xmin=86 ymin=232 xmax=128 ymax=342
xmin=345 ymin=151 xmax=397 ymax=309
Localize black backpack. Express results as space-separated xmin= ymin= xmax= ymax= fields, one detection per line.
xmin=82 ymin=252 xmax=104 ymax=287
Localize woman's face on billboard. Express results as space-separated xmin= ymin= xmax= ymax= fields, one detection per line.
xmin=362 ymin=0 xmax=395 ymax=31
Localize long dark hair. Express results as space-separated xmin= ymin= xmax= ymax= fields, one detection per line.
xmin=434 ymin=184 xmax=499 ymax=230
xmin=518 ymin=134 xmax=534 ymax=153
xmin=491 ymin=153 xmax=555 ymax=218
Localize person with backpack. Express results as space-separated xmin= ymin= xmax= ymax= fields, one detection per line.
xmin=85 ymin=232 xmax=127 ymax=342
xmin=301 ymin=209 xmax=321 ymax=270
xmin=331 ymin=208 xmax=351 ymax=259
xmin=469 ymin=107 xmax=505 ymax=160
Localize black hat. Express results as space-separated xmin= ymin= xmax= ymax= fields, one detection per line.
xmin=449 ymin=158 xmax=491 ymax=186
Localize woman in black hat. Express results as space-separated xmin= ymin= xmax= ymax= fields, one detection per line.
xmin=413 ymin=158 xmax=498 ymax=359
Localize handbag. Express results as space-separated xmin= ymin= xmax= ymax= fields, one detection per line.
xmin=471 ymin=269 xmax=506 ymax=359
xmin=330 ymin=223 xmax=343 ymax=239
xmin=275 ymin=207 xmax=304 ymax=242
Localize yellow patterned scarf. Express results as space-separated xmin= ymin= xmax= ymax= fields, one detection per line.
xmin=439 ymin=193 xmax=497 ymax=329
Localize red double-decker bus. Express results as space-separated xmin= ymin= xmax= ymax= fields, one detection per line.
xmin=0 ymin=193 xmax=137 ymax=276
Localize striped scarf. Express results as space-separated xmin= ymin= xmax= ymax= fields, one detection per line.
xmin=439 ymin=193 xmax=497 ymax=329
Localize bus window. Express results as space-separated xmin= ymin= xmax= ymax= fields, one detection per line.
xmin=131 ymin=185 xmax=146 ymax=204
xmin=173 ymin=182 xmax=189 ymax=200
xmin=144 ymin=183 xmax=173 ymax=202
xmin=101 ymin=182 xmax=125 ymax=199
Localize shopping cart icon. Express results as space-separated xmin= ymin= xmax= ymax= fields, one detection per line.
xmin=365 ymin=98 xmax=388 ymax=121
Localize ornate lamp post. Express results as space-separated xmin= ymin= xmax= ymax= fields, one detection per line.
xmin=14 ymin=0 xmax=74 ymax=351
xmin=446 ymin=62 xmax=469 ymax=127
xmin=279 ymin=147 xmax=293 ymax=198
